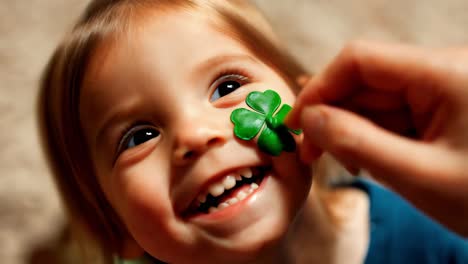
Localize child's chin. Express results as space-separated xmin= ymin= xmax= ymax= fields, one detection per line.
xmin=190 ymin=174 xmax=301 ymax=261
xmin=151 ymin=173 xmax=306 ymax=264
xmin=203 ymin=216 xmax=291 ymax=264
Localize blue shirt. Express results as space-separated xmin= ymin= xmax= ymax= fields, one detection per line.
xmin=349 ymin=179 xmax=468 ymax=264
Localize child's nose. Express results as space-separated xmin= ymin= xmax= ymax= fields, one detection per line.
xmin=172 ymin=118 xmax=227 ymax=165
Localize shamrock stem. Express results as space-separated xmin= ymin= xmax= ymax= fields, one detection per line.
xmin=266 ymin=115 xmax=282 ymax=130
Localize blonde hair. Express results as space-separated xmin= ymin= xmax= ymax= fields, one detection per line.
xmin=38 ymin=0 xmax=307 ymax=262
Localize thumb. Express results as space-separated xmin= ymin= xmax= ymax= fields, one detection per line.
xmin=301 ymin=105 xmax=468 ymax=236
xmin=299 ymin=105 xmax=451 ymax=187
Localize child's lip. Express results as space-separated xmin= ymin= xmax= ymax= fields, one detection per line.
xmin=179 ymin=163 xmax=269 ymax=217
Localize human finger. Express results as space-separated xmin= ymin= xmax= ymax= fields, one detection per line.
xmin=347 ymin=90 xmax=405 ymax=111
xmin=296 ymin=74 xmax=313 ymax=87
xmin=287 ymin=41 xmax=447 ymax=128
xmin=298 ymin=104 xmax=457 ymax=184
xmin=299 ymin=135 xmax=323 ymax=164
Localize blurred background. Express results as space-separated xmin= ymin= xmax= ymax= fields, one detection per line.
xmin=1 ymin=0 xmax=468 ymax=263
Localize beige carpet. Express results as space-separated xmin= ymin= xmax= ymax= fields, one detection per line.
xmin=1 ymin=0 xmax=468 ymax=263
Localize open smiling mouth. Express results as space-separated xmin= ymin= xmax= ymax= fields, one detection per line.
xmin=185 ymin=166 xmax=270 ymax=217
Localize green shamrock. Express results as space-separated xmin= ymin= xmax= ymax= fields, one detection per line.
xmin=230 ymin=90 xmax=301 ymax=156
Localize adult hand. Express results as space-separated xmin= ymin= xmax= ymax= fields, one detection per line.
xmin=287 ymin=41 xmax=468 ymax=236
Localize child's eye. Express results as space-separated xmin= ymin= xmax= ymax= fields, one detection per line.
xmin=118 ymin=125 xmax=160 ymax=153
xmin=126 ymin=127 xmax=160 ymax=149
xmin=210 ymin=73 xmax=249 ymax=102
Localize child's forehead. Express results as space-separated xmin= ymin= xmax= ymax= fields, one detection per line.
xmin=113 ymin=8 xmax=243 ymax=51
xmin=80 ymin=9 xmax=263 ymax=131
xmin=86 ymin=10 xmax=254 ymax=83
xmin=135 ymin=11 xmax=245 ymax=52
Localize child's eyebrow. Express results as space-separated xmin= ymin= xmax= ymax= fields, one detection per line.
xmin=191 ymin=54 xmax=259 ymax=76
xmin=93 ymin=99 xmax=139 ymax=151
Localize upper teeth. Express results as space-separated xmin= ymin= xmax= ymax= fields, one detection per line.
xmin=239 ymin=168 xmax=252 ymax=178
xmin=197 ymin=167 xmax=254 ymax=203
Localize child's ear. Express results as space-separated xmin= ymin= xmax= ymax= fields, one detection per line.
xmin=119 ymin=236 xmax=145 ymax=259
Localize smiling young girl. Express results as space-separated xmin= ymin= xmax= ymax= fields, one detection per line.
xmin=38 ymin=0 xmax=467 ymax=264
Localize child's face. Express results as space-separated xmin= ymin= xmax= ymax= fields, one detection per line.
xmin=80 ymin=10 xmax=311 ymax=263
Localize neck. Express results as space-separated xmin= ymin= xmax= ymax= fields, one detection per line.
xmin=246 ymin=243 xmax=291 ymax=264
xmin=281 ymin=183 xmax=370 ymax=264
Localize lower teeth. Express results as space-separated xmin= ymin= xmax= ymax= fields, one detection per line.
xmin=207 ymin=182 xmax=259 ymax=213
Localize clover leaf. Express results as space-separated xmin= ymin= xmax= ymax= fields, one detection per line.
xmin=230 ymin=90 xmax=301 ymax=156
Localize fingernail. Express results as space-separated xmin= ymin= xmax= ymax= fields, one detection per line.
xmin=302 ymin=107 xmax=325 ymax=142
